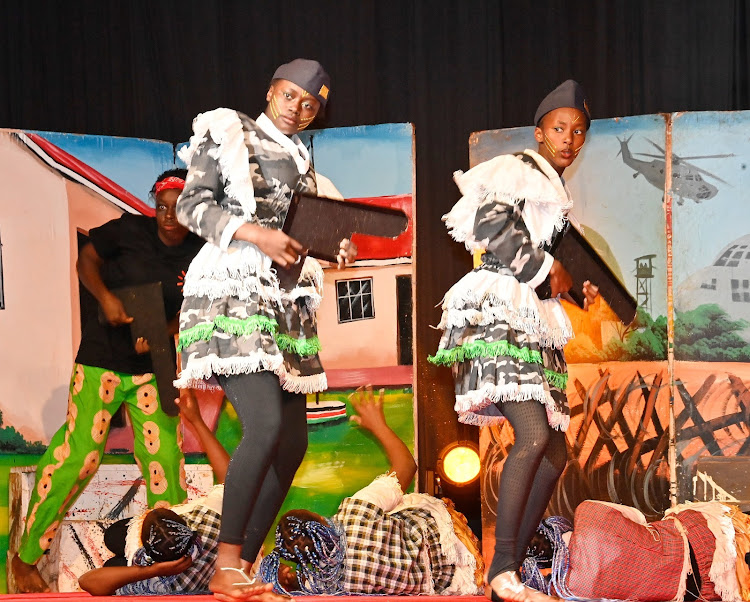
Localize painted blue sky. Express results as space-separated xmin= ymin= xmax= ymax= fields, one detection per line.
xmin=31 ymin=123 xmax=414 ymax=209
xmin=300 ymin=123 xmax=414 ymax=198
xmin=571 ymin=115 xmax=669 ymax=319
xmin=670 ymin=111 xmax=750 ymax=287
xmin=29 ymin=130 xmax=175 ymax=207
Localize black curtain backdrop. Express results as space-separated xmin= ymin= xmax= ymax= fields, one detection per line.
xmin=3 ymin=0 xmax=750 ymax=509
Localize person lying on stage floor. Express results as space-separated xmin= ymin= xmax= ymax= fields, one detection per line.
xmin=81 ymin=385 xmax=482 ymax=598
xmin=259 ymin=385 xmax=484 ymax=596
xmin=519 ymin=499 xmax=750 ymax=602
xmin=79 ymin=390 xmax=279 ymax=601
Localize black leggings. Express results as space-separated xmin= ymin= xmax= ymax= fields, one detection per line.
xmin=488 ymin=399 xmax=567 ymax=580
xmin=217 ymin=371 xmax=308 ymax=562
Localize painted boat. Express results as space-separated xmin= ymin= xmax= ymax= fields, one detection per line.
xmin=306 ymin=399 xmax=347 ymax=424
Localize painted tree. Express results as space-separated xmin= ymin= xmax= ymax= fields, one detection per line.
xmin=598 ymin=307 xmax=667 ymax=362
xmin=674 ymin=304 xmax=750 ymax=362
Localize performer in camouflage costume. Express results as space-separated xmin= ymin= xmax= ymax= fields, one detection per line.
xmin=430 ymin=80 xmax=598 ymax=602
xmin=174 ymin=58 xmax=356 ymax=599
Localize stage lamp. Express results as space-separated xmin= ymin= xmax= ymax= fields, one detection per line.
xmin=437 ymin=442 xmax=480 ymax=486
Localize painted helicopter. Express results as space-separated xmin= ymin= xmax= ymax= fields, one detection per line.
xmin=617 ymin=136 xmax=734 ymax=204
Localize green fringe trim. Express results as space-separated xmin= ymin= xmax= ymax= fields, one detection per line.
xmin=214 ymin=315 xmax=278 ymax=337
xmin=427 ymin=340 xmax=544 ymax=366
xmin=177 ymin=315 xmax=279 ymax=352
xmin=177 ymin=323 xmax=216 ymax=352
xmin=275 ymin=334 xmax=322 ymax=357
xmin=544 ymin=369 xmax=568 ymax=390
xmin=428 ymin=340 xmax=568 ymax=390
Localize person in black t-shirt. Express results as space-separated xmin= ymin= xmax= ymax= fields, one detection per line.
xmin=12 ymin=169 xmax=204 ymax=593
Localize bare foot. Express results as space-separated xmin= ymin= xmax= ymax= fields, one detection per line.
xmin=210 ymin=566 xmax=285 ymax=602
xmin=11 ymin=554 xmax=50 ymax=593
xmin=486 ymin=571 xmax=556 ymax=602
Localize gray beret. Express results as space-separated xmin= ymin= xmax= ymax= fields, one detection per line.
xmin=534 ymin=79 xmax=591 ymax=128
xmin=272 ymin=58 xmax=331 ymax=108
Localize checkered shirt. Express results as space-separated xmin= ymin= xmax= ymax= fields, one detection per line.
xmin=116 ymin=504 xmax=221 ymax=595
xmin=333 ymin=496 xmax=455 ymax=594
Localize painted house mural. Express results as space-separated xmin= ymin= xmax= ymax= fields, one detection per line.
xmin=0 ymin=131 xmax=172 ymax=451
xmin=0 ymin=123 xmax=415 ymax=591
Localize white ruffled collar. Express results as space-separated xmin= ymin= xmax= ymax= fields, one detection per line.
xmin=520 ymin=149 xmax=570 ymax=204
xmin=521 ymin=149 xmax=583 ymax=236
xmin=256 ymin=112 xmax=310 ymax=175
xmin=445 ymin=150 xmax=574 ymax=250
xmin=179 ymin=108 xmax=313 ymax=221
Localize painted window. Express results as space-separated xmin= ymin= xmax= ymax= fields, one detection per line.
xmin=716 ymin=245 xmax=743 ymax=267
xmin=730 ymin=279 xmax=750 ymax=302
xmin=715 ymin=248 xmax=732 ymax=266
xmin=336 ymin=278 xmax=374 ymax=323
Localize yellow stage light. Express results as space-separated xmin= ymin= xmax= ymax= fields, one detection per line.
xmin=437 ymin=442 xmax=480 ymax=486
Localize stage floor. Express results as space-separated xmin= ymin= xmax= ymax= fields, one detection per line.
xmin=0 ymin=595 xmax=487 ymax=601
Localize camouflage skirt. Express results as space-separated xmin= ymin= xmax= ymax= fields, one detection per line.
xmin=174 ymin=242 xmax=326 ymax=394
xmin=429 ymin=267 xmax=572 ymax=431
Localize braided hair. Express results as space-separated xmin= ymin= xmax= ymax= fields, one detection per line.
xmin=259 ymin=510 xmax=346 ymax=595
xmin=520 ymin=515 xmax=573 ymax=596
xmin=141 ymin=508 xmax=200 ymax=563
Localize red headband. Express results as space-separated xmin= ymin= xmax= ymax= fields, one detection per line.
xmin=154 ymin=176 xmax=185 ymax=195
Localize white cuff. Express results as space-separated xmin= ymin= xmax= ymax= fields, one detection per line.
xmin=527 ymin=252 xmax=554 ymax=289
xmin=219 ymin=216 xmax=246 ymax=251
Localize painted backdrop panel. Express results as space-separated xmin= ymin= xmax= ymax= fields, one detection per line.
xmin=0 ymin=122 xmax=415 ymax=591
xmin=29 ymin=131 xmax=176 ymax=207
xmin=0 ymin=131 xmax=175 ymax=450
xmin=0 ymin=129 xmax=176 ymax=592
xmin=672 ymin=111 xmax=750 ymax=503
